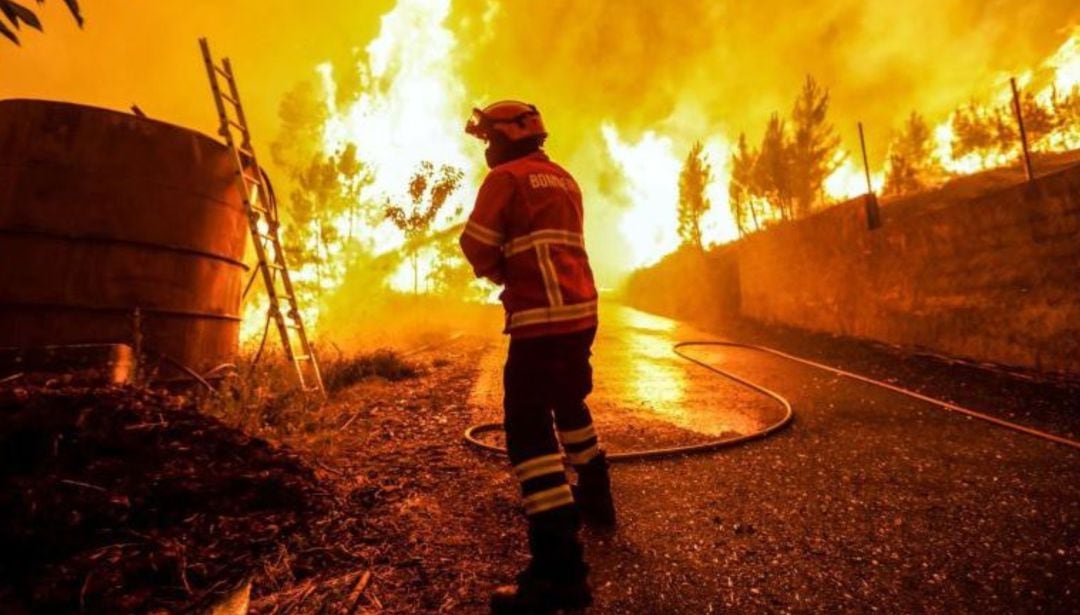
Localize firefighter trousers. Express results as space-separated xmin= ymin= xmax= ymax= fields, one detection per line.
xmin=503 ymin=327 xmax=601 ymax=518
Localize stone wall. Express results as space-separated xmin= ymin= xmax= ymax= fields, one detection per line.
xmin=626 ymin=164 xmax=1080 ymax=377
xmin=622 ymin=245 xmax=740 ymax=326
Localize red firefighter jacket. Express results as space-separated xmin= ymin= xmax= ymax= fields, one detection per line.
xmin=460 ymin=151 xmax=598 ymax=339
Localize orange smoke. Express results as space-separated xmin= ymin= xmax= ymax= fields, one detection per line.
xmin=3 ymin=0 xmax=1080 ymax=336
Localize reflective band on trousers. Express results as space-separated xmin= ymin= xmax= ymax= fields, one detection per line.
xmin=513 ymin=453 xmax=565 ymax=482
xmin=558 ymin=424 xmax=597 ymax=445
xmin=566 ymin=443 xmax=599 ymax=466
xmin=523 ymin=484 xmax=575 ymax=515
xmin=503 ymin=229 xmax=585 ymax=257
xmin=508 ymin=300 xmax=598 ymax=330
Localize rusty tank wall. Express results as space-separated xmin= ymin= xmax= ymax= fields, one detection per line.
xmin=0 ymin=99 xmax=249 ymax=374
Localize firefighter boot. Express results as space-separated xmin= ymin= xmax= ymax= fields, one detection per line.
xmin=573 ymin=451 xmax=616 ymax=530
xmin=491 ymin=510 xmax=591 ymax=614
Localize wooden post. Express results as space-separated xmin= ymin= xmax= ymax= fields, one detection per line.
xmin=1010 ymin=77 xmax=1035 ymax=183
xmin=858 ymin=122 xmax=882 ymax=230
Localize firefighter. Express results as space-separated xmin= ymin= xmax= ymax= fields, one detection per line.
xmin=461 ymin=100 xmax=617 ymax=614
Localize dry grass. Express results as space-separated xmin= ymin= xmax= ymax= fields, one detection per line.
xmin=321 ymin=349 xmax=417 ymax=392
xmin=201 ymin=348 xmax=419 ymax=445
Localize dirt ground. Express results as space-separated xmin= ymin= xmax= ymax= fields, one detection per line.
xmin=282 ymin=303 xmax=1080 ymax=613
xmin=2 ymin=304 xmax=1077 ymax=613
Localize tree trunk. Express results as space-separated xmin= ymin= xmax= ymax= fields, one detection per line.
xmin=412 ymin=252 xmax=419 ymax=296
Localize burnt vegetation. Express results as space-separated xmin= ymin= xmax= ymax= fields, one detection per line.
xmin=0 ymin=385 xmax=339 ymax=612
xmin=0 ymin=343 xmax=431 ymax=612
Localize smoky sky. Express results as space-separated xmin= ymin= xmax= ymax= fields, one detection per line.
xmin=457 ymin=0 xmax=1079 ymax=163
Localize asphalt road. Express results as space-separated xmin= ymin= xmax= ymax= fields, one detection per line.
xmin=469 ymin=305 xmax=1080 ymax=613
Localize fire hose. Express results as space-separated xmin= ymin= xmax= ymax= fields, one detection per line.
xmin=463 ymin=340 xmax=1080 ymax=460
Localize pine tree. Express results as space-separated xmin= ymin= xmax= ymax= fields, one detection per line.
xmin=677 ymin=141 xmax=712 ymax=250
xmin=951 ymin=102 xmax=996 ymax=159
xmin=753 ymin=113 xmax=794 ymax=221
xmin=728 ymin=132 xmax=760 ymax=235
xmin=1019 ymin=92 xmax=1055 ymax=147
xmin=285 ymin=144 xmax=373 ymax=293
xmin=789 ymin=75 xmax=841 ymax=217
xmin=1051 ymin=84 xmax=1080 ymax=136
xmin=883 ymin=112 xmax=940 ymax=196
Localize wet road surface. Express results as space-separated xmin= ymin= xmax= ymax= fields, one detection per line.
xmin=468 ymin=305 xmax=1080 ymax=612
xmin=470 ymin=306 xmax=774 ymax=446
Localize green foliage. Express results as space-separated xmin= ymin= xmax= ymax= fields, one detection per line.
xmin=271 ymin=81 xmax=330 ymax=173
xmin=0 ymin=0 xmax=81 ymax=45
xmin=384 ymin=162 xmax=464 ymax=294
xmin=789 ymin=75 xmax=842 ymax=217
xmin=284 ymin=144 xmax=374 ymax=297
xmin=728 ymin=132 xmax=763 ymax=236
xmin=753 ymin=113 xmax=795 ymax=221
xmin=883 ymin=112 xmax=941 ymax=197
xmin=726 ymin=75 xmax=839 ymax=228
xmin=428 ymin=229 xmax=487 ymax=300
xmin=677 ymin=141 xmax=712 ymax=250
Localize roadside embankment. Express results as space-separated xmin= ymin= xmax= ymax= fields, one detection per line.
xmin=626 ymin=160 xmax=1080 ymax=379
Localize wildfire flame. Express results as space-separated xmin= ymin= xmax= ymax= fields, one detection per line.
xmin=254 ymin=1 xmax=1080 ymax=338
xmin=319 ymin=0 xmax=478 ymax=287
xmin=933 ymin=26 xmax=1080 ymax=175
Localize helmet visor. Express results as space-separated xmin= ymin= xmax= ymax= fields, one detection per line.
xmin=464 ymin=108 xmax=489 ymax=139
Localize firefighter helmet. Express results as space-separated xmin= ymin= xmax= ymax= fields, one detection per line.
xmin=465 ymin=100 xmax=547 ymax=142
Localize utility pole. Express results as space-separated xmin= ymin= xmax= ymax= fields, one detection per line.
xmin=1010 ymin=77 xmax=1035 ymax=183
xmin=858 ymin=122 xmax=882 ymax=230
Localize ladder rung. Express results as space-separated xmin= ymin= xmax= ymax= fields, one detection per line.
xmin=204 ymin=38 xmax=324 ymax=397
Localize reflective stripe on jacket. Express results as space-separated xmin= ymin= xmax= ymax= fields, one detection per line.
xmin=459 ymin=151 xmax=598 ymax=339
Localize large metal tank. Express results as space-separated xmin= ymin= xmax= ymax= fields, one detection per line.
xmin=0 ymin=99 xmax=249 ymax=375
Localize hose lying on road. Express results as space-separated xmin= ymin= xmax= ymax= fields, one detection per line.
xmin=464 ymin=340 xmax=795 ymax=462
xmin=463 ymin=340 xmax=1080 ymax=461
xmin=731 ymin=341 xmax=1080 ymax=451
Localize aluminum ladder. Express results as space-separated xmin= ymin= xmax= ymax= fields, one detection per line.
xmin=198 ymin=38 xmax=325 ymax=395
